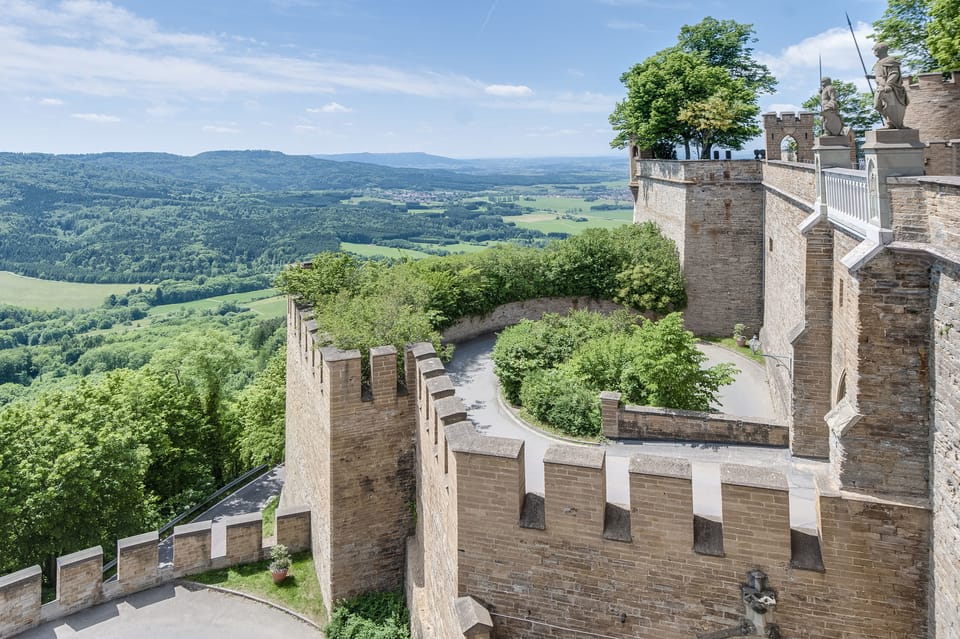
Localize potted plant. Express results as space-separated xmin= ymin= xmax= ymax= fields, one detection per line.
xmin=269 ymin=544 xmax=291 ymax=584
xmin=733 ymin=323 xmax=747 ymax=347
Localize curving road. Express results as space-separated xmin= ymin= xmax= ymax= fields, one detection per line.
xmin=447 ymin=333 xmax=827 ymax=531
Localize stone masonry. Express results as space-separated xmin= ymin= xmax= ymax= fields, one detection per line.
xmin=632 ymin=159 xmax=764 ymax=336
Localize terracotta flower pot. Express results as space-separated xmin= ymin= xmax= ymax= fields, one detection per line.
xmin=271 ymin=569 xmax=288 ymax=584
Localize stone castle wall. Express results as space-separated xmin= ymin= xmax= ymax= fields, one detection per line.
xmin=284 ymin=300 xmax=416 ymax=608
xmin=404 ymin=344 xmax=930 ymax=639
xmin=632 ymin=159 xmax=764 ymax=336
xmin=0 ymin=507 xmax=311 ymax=639
xmin=905 ymin=72 xmax=960 ymax=143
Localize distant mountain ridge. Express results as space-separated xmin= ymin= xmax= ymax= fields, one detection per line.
xmin=314 ymin=151 xmax=626 ymax=176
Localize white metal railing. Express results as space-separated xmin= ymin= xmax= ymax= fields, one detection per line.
xmin=823 ymin=168 xmax=870 ymax=235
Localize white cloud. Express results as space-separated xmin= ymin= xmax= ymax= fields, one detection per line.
xmin=39 ymin=97 xmax=63 ymax=105
xmin=484 ymin=84 xmax=534 ymax=97
xmin=756 ymin=22 xmax=876 ymax=94
xmin=202 ymin=124 xmax=239 ymax=133
xmin=307 ymin=101 xmax=351 ymax=113
xmin=764 ymin=103 xmax=806 ymax=115
xmin=0 ymin=2 xmax=488 ymax=101
xmin=71 ymin=112 xmax=120 ymax=122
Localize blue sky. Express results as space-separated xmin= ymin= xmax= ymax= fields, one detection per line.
xmin=0 ymin=0 xmax=887 ymax=158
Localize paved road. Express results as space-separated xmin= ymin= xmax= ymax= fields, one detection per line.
xmin=17 ymin=584 xmax=320 ymax=639
xmin=158 ymin=465 xmax=286 ymax=565
xmin=447 ymin=333 xmax=826 ymax=531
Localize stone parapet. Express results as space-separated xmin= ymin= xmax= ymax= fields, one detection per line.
xmin=55 ymin=546 xmax=102 ymax=611
xmin=223 ymin=512 xmax=264 ymax=565
xmin=173 ymin=520 xmax=213 ymax=577
xmin=601 ymin=391 xmax=788 ymax=446
xmin=276 ymin=505 xmax=311 ymax=552
xmin=116 ymin=531 xmax=159 ymax=594
xmin=0 ymin=565 xmax=41 ymax=639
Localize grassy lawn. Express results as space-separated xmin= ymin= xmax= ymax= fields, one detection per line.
xmin=0 ymin=271 xmax=151 ymax=310
xmin=189 ymin=550 xmax=326 ymax=625
xmin=262 ymin=496 xmax=279 ymax=538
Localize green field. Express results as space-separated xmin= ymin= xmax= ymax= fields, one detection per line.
xmin=148 ymin=288 xmax=286 ymax=318
xmin=521 ymin=196 xmax=632 ymax=213
xmin=340 ymin=242 xmax=434 ymax=259
xmin=511 ymin=211 xmax=633 ymax=234
xmin=0 ymin=271 xmax=150 ymax=310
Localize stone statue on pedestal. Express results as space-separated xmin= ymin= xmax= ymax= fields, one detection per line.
xmin=820 ymin=77 xmax=845 ymax=136
xmin=867 ymin=42 xmax=909 ymax=129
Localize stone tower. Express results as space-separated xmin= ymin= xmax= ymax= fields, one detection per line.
xmin=762 ymin=111 xmax=815 ymax=162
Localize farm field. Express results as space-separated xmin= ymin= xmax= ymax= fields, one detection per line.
xmin=511 ymin=210 xmax=633 ymax=234
xmin=0 ymin=271 xmax=150 ymax=310
xmin=340 ymin=242 xmax=434 ymax=259
xmin=148 ymin=288 xmax=286 ymax=318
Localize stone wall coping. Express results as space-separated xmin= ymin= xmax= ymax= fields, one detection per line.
xmin=318 ymin=346 xmax=360 ymax=362
xmin=117 ymin=530 xmax=159 ymax=552
xmin=0 ymin=564 xmax=41 ymax=591
xmin=629 ymin=454 xmax=692 ymax=479
xmin=620 ymin=403 xmax=785 ymax=427
xmin=890 ymin=241 xmax=960 ymax=269
xmin=445 ymin=421 xmax=523 ymax=459
xmin=408 ymin=342 xmax=437 ymax=359
xmin=543 ymin=444 xmax=604 ymax=469
xmin=455 ymin=595 xmax=493 ymax=633
xmin=369 ymin=345 xmax=397 ymax=357
xmin=275 ymin=504 xmax=311 ymax=519
xmin=433 ymin=395 xmax=467 ymax=424
xmin=720 ymin=464 xmax=789 ymax=491
xmin=917 ymin=175 xmax=960 ymax=188
xmin=174 ymin=519 xmax=213 ymax=537
xmin=417 ymin=357 xmax=446 ymax=379
xmin=765 ymin=159 xmax=816 ymax=171
xmin=599 ymin=390 xmax=621 ymax=402
xmin=224 ymin=512 xmax=263 ymax=528
xmin=56 ymin=545 xmax=103 ymax=568
xmin=425 ymin=375 xmax=455 ymax=397
xmin=303 ymin=319 xmax=317 ymax=333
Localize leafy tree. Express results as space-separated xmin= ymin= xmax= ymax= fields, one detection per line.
xmin=520 ymin=367 xmax=601 ymax=438
xmin=236 ymin=350 xmax=287 ymax=466
xmin=872 ymin=0 xmax=938 ymax=72
xmin=801 ymin=80 xmax=881 ymax=144
xmin=677 ymin=17 xmax=777 ymax=94
xmin=611 ymin=49 xmax=761 ymax=158
xmin=872 ymin=0 xmax=960 ymax=72
xmin=928 ymin=0 xmax=960 ymax=70
xmin=611 ymin=19 xmax=772 ymax=158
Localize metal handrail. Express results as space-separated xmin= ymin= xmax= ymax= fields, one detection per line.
xmin=102 ymin=463 xmax=269 ymax=574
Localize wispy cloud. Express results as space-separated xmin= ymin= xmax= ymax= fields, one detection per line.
xmin=487 ymin=91 xmax=616 ymax=114
xmin=484 ymin=84 xmax=533 ymax=97
xmin=71 ymin=112 xmax=120 ymax=122
xmin=39 ymin=97 xmax=63 ymax=106
xmin=480 ymin=0 xmax=498 ymax=33
xmin=307 ymin=101 xmax=352 ymax=113
xmin=0 ymin=0 xmax=487 ymax=101
xmin=756 ymin=22 xmax=876 ymax=93
xmin=202 ymin=124 xmax=239 ymax=133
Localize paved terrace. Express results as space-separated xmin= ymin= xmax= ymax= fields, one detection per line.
xmin=448 ymin=333 xmax=827 ymax=532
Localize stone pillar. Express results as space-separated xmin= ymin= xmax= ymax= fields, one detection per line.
xmin=862 ymin=129 xmax=925 ymax=228
xmin=600 ymin=391 xmax=621 ymax=439
xmin=814 ymin=135 xmax=854 ymax=216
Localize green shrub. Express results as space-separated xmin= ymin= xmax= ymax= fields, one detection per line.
xmin=520 ymin=367 xmax=601 ymax=437
xmin=325 ymin=590 xmax=410 ymax=639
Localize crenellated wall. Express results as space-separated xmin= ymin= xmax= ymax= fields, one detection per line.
xmin=284 ymin=300 xmax=416 ymax=609
xmin=0 ymin=506 xmax=311 ymax=639
xmin=403 ymin=343 xmax=930 ymax=639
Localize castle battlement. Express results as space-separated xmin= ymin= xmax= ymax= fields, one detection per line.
xmin=0 ymin=507 xmax=311 ymax=639
xmin=909 ymin=70 xmax=960 ymax=89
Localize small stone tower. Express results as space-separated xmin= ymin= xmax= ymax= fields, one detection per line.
xmin=762 ymin=111 xmax=815 ymax=162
